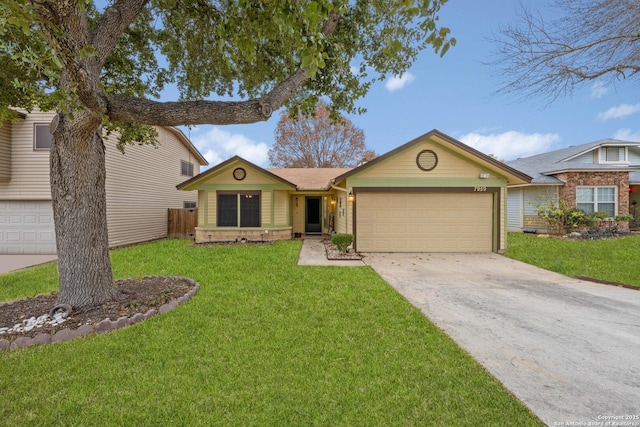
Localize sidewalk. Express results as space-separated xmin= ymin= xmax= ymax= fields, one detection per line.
xmin=297 ymin=237 xmax=365 ymax=266
xmin=0 ymin=255 xmax=58 ymax=274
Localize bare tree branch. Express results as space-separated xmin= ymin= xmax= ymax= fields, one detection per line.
xmin=489 ymin=0 xmax=640 ymax=101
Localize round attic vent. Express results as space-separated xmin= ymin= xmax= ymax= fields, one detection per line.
xmin=416 ymin=149 xmax=438 ymax=171
xmin=233 ymin=167 xmax=246 ymax=181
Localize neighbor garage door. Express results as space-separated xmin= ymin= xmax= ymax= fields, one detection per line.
xmin=0 ymin=200 xmax=56 ymax=254
xmin=355 ymin=192 xmax=493 ymax=252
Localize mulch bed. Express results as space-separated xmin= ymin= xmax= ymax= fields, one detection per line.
xmin=323 ymin=239 xmax=363 ymax=260
xmin=0 ymin=276 xmax=196 ymax=345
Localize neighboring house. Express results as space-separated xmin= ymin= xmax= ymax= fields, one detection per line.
xmin=0 ymin=109 xmax=208 ymax=254
xmin=178 ymin=129 xmax=530 ymax=253
xmin=505 ymin=139 xmax=640 ymax=232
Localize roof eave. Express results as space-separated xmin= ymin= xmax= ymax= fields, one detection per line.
xmin=177 ymin=156 xmax=296 ymax=191
xmin=164 ymin=126 xmax=209 ymax=166
xmin=334 ymin=129 xmax=532 ymax=185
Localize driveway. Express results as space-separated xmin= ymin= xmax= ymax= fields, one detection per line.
xmin=0 ymin=255 xmax=58 ymax=274
xmin=364 ymin=252 xmax=640 ymax=425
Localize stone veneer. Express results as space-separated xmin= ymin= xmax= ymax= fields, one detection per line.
xmin=194 ymin=226 xmax=293 ymax=243
xmin=555 ymin=171 xmax=630 ymax=215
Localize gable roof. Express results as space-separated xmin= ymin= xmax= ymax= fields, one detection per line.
xmin=333 ymin=129 xmax=531 ymax=185
xmin=268 ymin=168 xmax=352 ymax=191
xmin=177 ymin=155 xmax=297 ymax=190
xmin=505 ymin=138 xmax=640 ymax=185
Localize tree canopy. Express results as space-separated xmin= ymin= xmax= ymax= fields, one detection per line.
xmin=491 ymin=0 xmax=639 ymax=101
xmin=0 ymin=0 xmax=455 ymax=308
xmin=269 ymin=100 xmax=375 ymax=168
xmin=1 ymin=0 xmax=456 ymax=128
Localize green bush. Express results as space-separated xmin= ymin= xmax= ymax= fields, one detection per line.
xmin=331 ymin=233 xmax=353 ymax=253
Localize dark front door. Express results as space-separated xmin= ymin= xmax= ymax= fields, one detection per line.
xmin=305 ymin=197 xmax=322 ymax=234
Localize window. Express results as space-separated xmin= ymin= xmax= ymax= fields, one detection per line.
xmin=181 ymin=160 xmax=194 ymax=176
xmin=600 ymin=147 xmax=627 ymax=163
xmin=183 ymin=201 xmax=196 ymax=209
xmin=577 ymin=186 xmax=616 ymax=217
xmin=217 ymin=192 xmax=261 ymax=227
xmin=34 ymin=123 xmax=53 ymax=150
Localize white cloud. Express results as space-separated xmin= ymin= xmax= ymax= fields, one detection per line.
xmin=590 ymin=81 xmax=608 ymax=99
xmin=596 ymin=103 xmax=640 ymax=121
xmin=457 ymin=130 xmax=561 ymax=161
xmin=385 ymin=73 xmax=416 ymax=92
xmin=612 ymin=128 xmax=640 ymax=142
xmin=189 ymin=126 xmax=270 ymax=169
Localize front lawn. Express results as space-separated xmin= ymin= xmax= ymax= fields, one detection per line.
xmin=506 ymin=232 xmax=640 ymax=288
xmin=0 ymin=240 xmax=541 ymax=426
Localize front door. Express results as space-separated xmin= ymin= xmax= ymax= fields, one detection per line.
xmin=305 ymin=197 xmax=322 ymax=234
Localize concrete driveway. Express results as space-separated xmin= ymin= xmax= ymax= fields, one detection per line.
xmin=364 ymin=252 xmax=640 ymax=425
xmin=0 ymin=255 xmax=57 ymax=274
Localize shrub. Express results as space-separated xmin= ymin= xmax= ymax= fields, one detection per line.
xmin=533 ymin=199 xmax=590 ymax=234
xmin=331 ymin=233 xmax=353 ymax=253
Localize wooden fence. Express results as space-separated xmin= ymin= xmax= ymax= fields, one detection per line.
xmin=168 ymin=208 xmax=198 ymax=239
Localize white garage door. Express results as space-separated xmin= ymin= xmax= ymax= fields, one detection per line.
xmin=356 ymin=192 xmax=494 ymax=252
xmin=0 ymin=201 xmax=57 ymax=254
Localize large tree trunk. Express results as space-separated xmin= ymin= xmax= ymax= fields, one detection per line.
xmin=50 ymin=110 xmax=121 ymax=309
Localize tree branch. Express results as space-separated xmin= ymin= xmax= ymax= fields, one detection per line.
xmin=106 ymin=10 xmax=342 ymax=126
xmin=90 ymin=0 xmax=151 ymax=66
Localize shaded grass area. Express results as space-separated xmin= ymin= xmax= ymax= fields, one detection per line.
xmin=506 ymin=232 xmax=640 ymax=288
xmin=1 ymin=240 xmax=541 ymax=426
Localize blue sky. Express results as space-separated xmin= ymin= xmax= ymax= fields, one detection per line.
xmin=180 ymin=0 xmax=640 ymax=170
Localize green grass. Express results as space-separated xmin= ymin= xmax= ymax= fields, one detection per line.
xmin=506 ymin=232 xmax=640 ymax=287
xmin=1 ymin=240 xmax=541 ymax=426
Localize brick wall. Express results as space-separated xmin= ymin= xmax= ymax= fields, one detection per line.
xmin=555 ymin=171 xmax=629 ymax=215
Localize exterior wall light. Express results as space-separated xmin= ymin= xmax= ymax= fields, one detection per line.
xmin=348 ymin=190 xmax=354 ymax=202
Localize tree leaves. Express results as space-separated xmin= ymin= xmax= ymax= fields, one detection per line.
xmin=1 ymin=0 xmax=456 ymax=122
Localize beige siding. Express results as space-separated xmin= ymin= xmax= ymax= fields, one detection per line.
xmin=274 ymin=191 xmax=288 ymax=225
xmin=103 ymin=126 xmax=201 ymax=247
xmin=292 ymin=195 xmax=305 ymax=233
xmin=202 ymin=165 xmax=279 ymax=185
xmin=261 ymin=191 xmax=272 ymax=226
xmin=0 ymin=121 xmax=11 ymax=182
xmin=357 ymin=141 xmax=486 ymax=180
xmin=0 ymin=110 xmax=54 ymax=199
xmin=0 ymin=110 xmax=204 ymax=249
xmin=356 ymin=192 xmax=493 ymax=252
xmin=333 ymin=193 xmax=348 ymax=234
xmin=198 ymin=191 xmax=206 ymax=225
xmin=207 ymin=191 xmax=217 ymax=225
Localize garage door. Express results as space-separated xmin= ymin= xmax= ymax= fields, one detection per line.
xmin=356 ymin=192 xmax=493 ymax=252
xmin=0 ymin=201 xmax=57 ymax=254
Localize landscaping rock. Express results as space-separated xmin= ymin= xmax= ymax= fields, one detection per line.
xmin=130 ymin=313 xmax=145 ymax=324
xmin=31 ymin=333 xmax=52 ymax=346
xmin=52 ymin=329 xmax=75 ymax=343
xmin=95 ymin=318 xmax=115 ymax=334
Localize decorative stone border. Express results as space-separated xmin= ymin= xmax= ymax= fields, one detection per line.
xmin=0 ymin=277 xmax=200 ymax=351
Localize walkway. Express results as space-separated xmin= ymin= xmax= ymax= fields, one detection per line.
xmin=297 ymin=237 xmax=365 ymax=266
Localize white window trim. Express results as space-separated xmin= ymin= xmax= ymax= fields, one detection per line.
xmin=576 ymin=186 xmax=617 ymax=217
xmin=599 ymin=147 xmax=629 ymax=165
